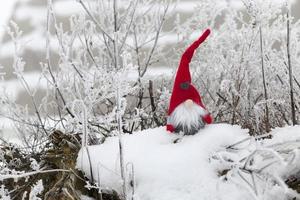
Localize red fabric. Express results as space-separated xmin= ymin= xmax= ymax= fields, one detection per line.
xmin=166 ymin=124 xmax=175 ymax=132
xmin=167 ymin=29 xmax=211 ymax=116
xmin=202 ymin=114 xmax=213 ymax=124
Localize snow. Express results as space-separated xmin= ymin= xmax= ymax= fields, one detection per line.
xmin=265 ymin=125 xmax=300 ymax=146
xmin=77 ymin=124 xmax=300 ymax=200
xmin=29 ymin=180 xmax=44 ymax=200
xmin=80 ymin=195 xmax=95 ymax=200
xmin=261 ymin=126 xmax=300 ymax=179
xmin=77 ymin=124 xmax=248 ymax=200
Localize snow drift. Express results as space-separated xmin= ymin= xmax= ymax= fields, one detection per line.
xmin=77 ymin=124 xmax=300 ymax=200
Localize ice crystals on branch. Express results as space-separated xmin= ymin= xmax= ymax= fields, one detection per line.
xmin=212 ymin=130 xmax=300 ymax=199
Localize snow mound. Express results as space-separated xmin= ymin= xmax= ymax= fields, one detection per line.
xmin=78 ymin=124 xmax=248 ymax=199
xmin=77 ymin=124 xmax=300 ymax=200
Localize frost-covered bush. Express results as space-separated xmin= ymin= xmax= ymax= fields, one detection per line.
xmin=172 ymin=0 xmax=300 ymax=134
xmin=1 ymin=0 xmax=300 ymax=197
xmin=41 ymin=0 xmax=173 ymax=138
xmin=0 ymin=0 xmax=174 ymax=147
xmin=3 ymin=0 xmax=298 ymax=145
xmin=0 ymin=0 xmax=173 ymax=197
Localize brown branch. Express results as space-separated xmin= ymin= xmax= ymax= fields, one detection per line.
xmin=286 ymin=9 xmax=297 ymax=125
xmin=259 ymin=27 xmax=270 ymax=132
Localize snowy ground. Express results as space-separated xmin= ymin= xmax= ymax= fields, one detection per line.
xmin=77 ymin=124 xmax=300 ymax=200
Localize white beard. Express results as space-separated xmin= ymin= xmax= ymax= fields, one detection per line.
xmin=169 ymin=102 xmax=207 ymax=135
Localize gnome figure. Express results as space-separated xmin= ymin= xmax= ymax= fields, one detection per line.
xmin=166 ymin=29 xmax=213 ymax=135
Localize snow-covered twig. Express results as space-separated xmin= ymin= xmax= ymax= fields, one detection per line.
xmin=77 ymin=0 xmax=113 ymax=41
xmin=286 ymin=2 xmax=297 ymax=125
xmin=0 ymin=169 xmax=70 ymax=181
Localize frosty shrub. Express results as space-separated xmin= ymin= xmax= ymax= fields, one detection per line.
xmin=172 ymin=0 xmax=300 ymax=134
xmin=0 ymin=0 xmax=174 ymax=198
xmin=0 ymin=0 xmax=174 ymax=148
xmin=0 ymin=0 xmax=300 ymax=198
xmin=4 ymin=0 xmax=299 ymax=146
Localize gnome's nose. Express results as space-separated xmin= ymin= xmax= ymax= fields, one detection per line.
xmin=184 ymin=99 xmax=194 ymax=109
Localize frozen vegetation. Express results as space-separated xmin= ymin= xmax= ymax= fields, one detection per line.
xmin=78 ymin=124 xmax=300 ymax=200
xmin=0 ymin=0 xmax=299 ymax=199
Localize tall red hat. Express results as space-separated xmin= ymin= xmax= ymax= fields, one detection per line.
xmin=167 ymin=29 xmax=212 ymax=132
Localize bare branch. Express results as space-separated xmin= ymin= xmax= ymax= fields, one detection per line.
xmin=78 ymin=0 xmax=113 ymax=42
xmin=141 ymin=3 xmax=169 ymax=78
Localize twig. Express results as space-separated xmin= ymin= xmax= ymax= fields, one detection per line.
xmin=226 ymin=137 xmax=251 ymax=150
xmin=85 ymin=146 xmax=94 ymax=183
xmin=286 ymin=7 xmax=297 ymax=125
xmin=149 ymin=80 xmax=160 ymax=126
xmin=198 ymin=75 xmax=215 ymax=103
xmin=0 ymin=169 xmax=71 ymax=180
xmin=259 ymin=26 xmax=270 ymax=132
xmin=77 ymin=0 xmax=113 ymax=41
xmin=112 ymin=1 xmax=127 ymax=198
xmin=119 ymin=0 xmax=138 ymax=53
xmin=141 ymin=3 xmax=169 ymax=78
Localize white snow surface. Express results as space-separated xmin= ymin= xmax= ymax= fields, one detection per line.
xmin=77 ymin=124 xmax=255 ymax=200
xmin=77 ymin=124 xmax=300 ymax=200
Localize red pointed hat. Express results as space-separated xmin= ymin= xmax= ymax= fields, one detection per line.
xmin=168 ymin=29 xmax=211 ymax=116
